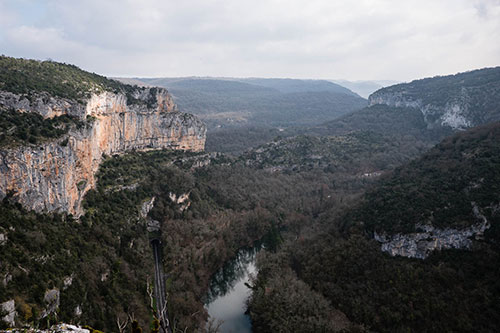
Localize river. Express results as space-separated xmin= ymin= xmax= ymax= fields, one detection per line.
xmin=204 ymin=245 xmax=262 ymax=333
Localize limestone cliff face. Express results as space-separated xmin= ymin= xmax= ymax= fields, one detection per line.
xmin=0 ymin=88 xmax=206 ymax=216
xmin=369 ymin=90 xmax=473 ymax=130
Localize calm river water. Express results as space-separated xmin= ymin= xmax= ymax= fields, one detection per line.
xmin=205 ymin=245 xmax=261 ymax=333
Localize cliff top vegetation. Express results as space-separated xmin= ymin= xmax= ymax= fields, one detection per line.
xmin=0 ymin=56 xmax=148 ymax=103
xmin=0 ymin=108 xmax=84 ymax=147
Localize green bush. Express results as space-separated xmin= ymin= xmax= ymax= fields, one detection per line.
xmin=0 ymin=108 xmax=83 ymax=147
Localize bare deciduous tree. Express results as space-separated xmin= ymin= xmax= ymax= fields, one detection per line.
xmin=116 ymin=314 xmax=128 ymax=333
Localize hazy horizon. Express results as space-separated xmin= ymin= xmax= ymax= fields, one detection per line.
xmin=115 ymin=75 xmax=399 ymax=85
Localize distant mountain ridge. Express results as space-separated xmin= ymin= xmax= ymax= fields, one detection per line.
xmin=120 ymin=76 xmax=368 ymax=133
xmin=237 ymin=78 xmax=358 ymax=95
xmin=138 ymin=76 xmax=359 ymax=95
xmin=142 ymin=77 xmax=279 ymax=96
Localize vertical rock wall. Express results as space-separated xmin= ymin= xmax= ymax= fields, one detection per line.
xmin=0 ymin=89 xmax=206 ymax=216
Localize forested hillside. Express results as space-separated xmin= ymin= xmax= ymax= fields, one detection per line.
xmin=353 ymin=121 xmax=500 ymax=234
xmin=372 ymin=66 xmax=500 ymax=109
xmin=238 ymin=78 xmax=357 ymax=95
xmin=248 ymin=122 xmax=500 ymax=332
xmin=310 ymin=104 xmax=453 ymax=143
xmin=241 ymin=131 xmax=427 ymax=173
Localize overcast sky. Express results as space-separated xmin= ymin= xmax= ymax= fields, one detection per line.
xmin=1 ymin=0 xmax=499 ymax=81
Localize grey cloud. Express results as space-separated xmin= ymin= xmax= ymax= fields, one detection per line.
xmin=474 ymin=0 xmax=500 ymax=18
xmin=0 ymin=0 xmax=499 ymax=80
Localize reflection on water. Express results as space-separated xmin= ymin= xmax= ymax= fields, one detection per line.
xmin=205 ymin=245 xmax=262 ymax=333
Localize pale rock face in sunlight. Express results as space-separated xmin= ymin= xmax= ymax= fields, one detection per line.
xmin=0 ymin=300 xmax=16 ymax=327
xmin=441 ymin=104 xmax=471 ymax=129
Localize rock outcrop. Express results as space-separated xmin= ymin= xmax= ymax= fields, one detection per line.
xmin=0 ymin=88 xmax=206 ymax=216
xmin=169 ymin=192 xmax=191 ymax=212
xmin=41 ymin=288 xmax=60 ymax=319
xmin=0 ymin=91 xmax=83 ymax=119
xmin=0 ymin=300 xmax=16 ymax=327
xmin=374 ymin=203 xmax=490 ymax=259
xmin=141 ymin=197 xmax=161 ymax=232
